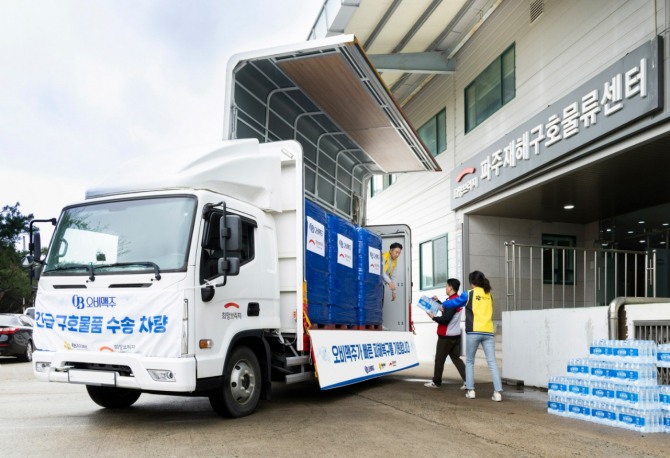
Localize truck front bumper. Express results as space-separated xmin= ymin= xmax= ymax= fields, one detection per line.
xmin=33 ymin=350 xmax=197 ymax=392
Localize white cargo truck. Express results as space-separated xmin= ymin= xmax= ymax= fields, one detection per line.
xmin=31 ymin=35 xmax=440 ymax=417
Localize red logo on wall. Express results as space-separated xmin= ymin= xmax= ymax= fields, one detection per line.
xmin=456 ymin=167 xmax=476 ymax=182
xmin=224 ymin=302 xmax=240 ymax=309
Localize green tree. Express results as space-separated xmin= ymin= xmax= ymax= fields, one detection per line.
xmin=0 ymin=203 xmax=34 ymax=313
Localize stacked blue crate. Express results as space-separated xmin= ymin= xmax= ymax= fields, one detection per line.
xmin=327 ymin=213 xmax=357 ymax=325
xmin=304 ymin=200 xmax=329 ymax=323
xmin=355 ymin=227 xmax=383 ymax=326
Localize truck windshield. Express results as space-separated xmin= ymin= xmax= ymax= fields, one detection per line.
xmin=43 ymin=196 xmax=197 ymax=276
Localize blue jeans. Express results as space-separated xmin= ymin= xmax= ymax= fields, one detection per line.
xmin=465 ymin=333 xmax=503 ymax=392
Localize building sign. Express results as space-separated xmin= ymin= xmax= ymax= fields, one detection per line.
xmin=451 ymin=36 xmax=663 ymax=208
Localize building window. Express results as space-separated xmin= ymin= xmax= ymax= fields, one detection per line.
xmin=465 ymin=44 xmax=515 ymax=133
xmin=542 ymin=234 xmax=576 ymax=285
xmin=418 ymin=108 xmax=446 ymax=156
xmin=370 ymin=174 xmax=397 ymax=197
xmin=420 ymin=235 xmax=448 ymax=290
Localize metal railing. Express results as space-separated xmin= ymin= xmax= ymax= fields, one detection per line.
xmin=634 ymin=319 xmax=670 ymax=385
xmin=608 ymin=297 xmax=670 ymax=385
xmin=504 ymin=241 xmax=656 ymax=311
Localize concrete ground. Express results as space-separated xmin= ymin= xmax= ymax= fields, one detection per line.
xmin=2 ymin=331 xmax=669 ymax=457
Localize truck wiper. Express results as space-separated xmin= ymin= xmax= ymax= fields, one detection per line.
xmin=47 ymin=263 xmax=96 ymax=281
xmin=93 ymin=262 xmax=162 ymax=281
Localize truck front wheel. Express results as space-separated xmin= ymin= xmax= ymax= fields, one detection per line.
xmin=86 ymin=385 xmax=141 ymax=409
xmin=209 ymin=345 xmax=261 ymax=418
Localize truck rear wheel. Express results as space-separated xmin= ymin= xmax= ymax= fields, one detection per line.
xmin=86 ymin=385 xmax=141 ymax=409
xmin=209 ymin=345 xmax=261 ymax=418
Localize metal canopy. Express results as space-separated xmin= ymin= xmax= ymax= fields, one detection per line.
xmin=224 ymin=34 xmax=440 ymax=219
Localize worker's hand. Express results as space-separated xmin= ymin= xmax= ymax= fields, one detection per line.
xmin=432 ymin=295 xmax=439 ymax=301
xmin=439 ymin=306 xmax=444 ymax=312
xmin=427 ymin=312 xmax=434 ymax=318
xmin=391 ymin=290 xmax=397 ymax=301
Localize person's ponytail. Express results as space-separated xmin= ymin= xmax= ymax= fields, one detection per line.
xmin=468 ymin=270 xmax=491 ymax=293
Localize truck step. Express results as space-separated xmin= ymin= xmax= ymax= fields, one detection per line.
xmin=273 ymin=354 xmax=311 ymax=367
xmin=284 ymin=371 xmax=314 ymax=384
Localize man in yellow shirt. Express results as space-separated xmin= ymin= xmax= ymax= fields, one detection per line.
xmin=382 ymin=243 xmax=402 ymax=301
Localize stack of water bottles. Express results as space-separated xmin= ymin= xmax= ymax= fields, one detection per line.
xmin=658 ymin=343 xmax=670 ymax=431
xmin=548 ymin=339 xmax=669 ymax=433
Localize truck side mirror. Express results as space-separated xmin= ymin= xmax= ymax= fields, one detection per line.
xmin=220 ymin=215 xmax=242 ymax=251
xmin=32 ymin=232 xmax=42 ymax=262
xmin=214 ymin=214 xmax=242 ymax=287
xmin=31 ymin=265 xmax=42 ymax=283
xmin=218 ymin=257 xmax=240 ymax=276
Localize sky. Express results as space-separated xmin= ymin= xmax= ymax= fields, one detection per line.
xmin=0 ymin=0 xmax=323 ymax=248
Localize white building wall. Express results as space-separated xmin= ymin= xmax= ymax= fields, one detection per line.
xmin=366 ymin=0 xmax=664 ymax=362
xmin=503 ymin=301 xmax=670 ymax=388
xmin=452 ymin=0 xmax=657 ymax=164
xmin=502 ymin=307 xmax=609 ymax=388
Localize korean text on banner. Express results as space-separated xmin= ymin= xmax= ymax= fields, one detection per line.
xmin=34 ymin=289 xmax=185 ymax=358
xmin=309 ymin=330 xmax=419 ymax=389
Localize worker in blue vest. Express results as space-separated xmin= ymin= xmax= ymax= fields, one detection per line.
xmin=439 ymin=270 xmax=503 ymax=402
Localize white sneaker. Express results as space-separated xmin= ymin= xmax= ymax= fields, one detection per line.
xmin=460 ymin=383 xmax=467 ymax=390
xmin=492 ymin=391 xmax=502 ymax=402
xmin=465 ymin=390 xmax=476 ymax=399
xmin=424 ymin=381 xmax=440 ymax=388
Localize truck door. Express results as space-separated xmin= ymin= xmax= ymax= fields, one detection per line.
xmin=367 ymin=224 xmax=411 ymax=332
xmin=195 ymin=206 xmax=259 ymax=379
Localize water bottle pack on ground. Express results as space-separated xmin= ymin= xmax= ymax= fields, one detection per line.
xmin=548 ymin=339 xmax=668 ymax=433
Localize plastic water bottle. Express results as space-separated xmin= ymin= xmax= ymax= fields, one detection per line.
xmin=568 ymin=377 xmax=589 ymax=398
xmin=591 ymin=381 xmax=615 ymax=403
xmin=590 ymin=339 xmax=610 ymax=361
xmin=568 ymin=398 xmax=591 ymax=421
xmin=660 ymin=385 xmax=670 ymax=411
xmin=609 ymin=340 xmax=628 ymax=364
xmin=616 ymin=385 xmax=637 ymax=408
xmin=634 ymin=340 xmax=657 ymax=364
xmin=567 ymin=358 xmax=589 ymax=378
xmin=618 ymin=407 xmax=650 ymax=432
xmin=618 ymin=362 xmax=657 ymax=386
xmin=663 ymin=413 xmax=670 ymax=433
xmin=645 ymin=410 xmax=663 ymax=433
xmin=548 ymin=394 xmax=568 ymax=417
xmin=548 ymin=376 xmax=568 ymax=395
xmin=590 ymin=361 xmax=608 ymax=381
xmin=657 ymin=343 xmax=670 ymax=368
xmin=591 ymin=401 xmax=617 ymax=426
